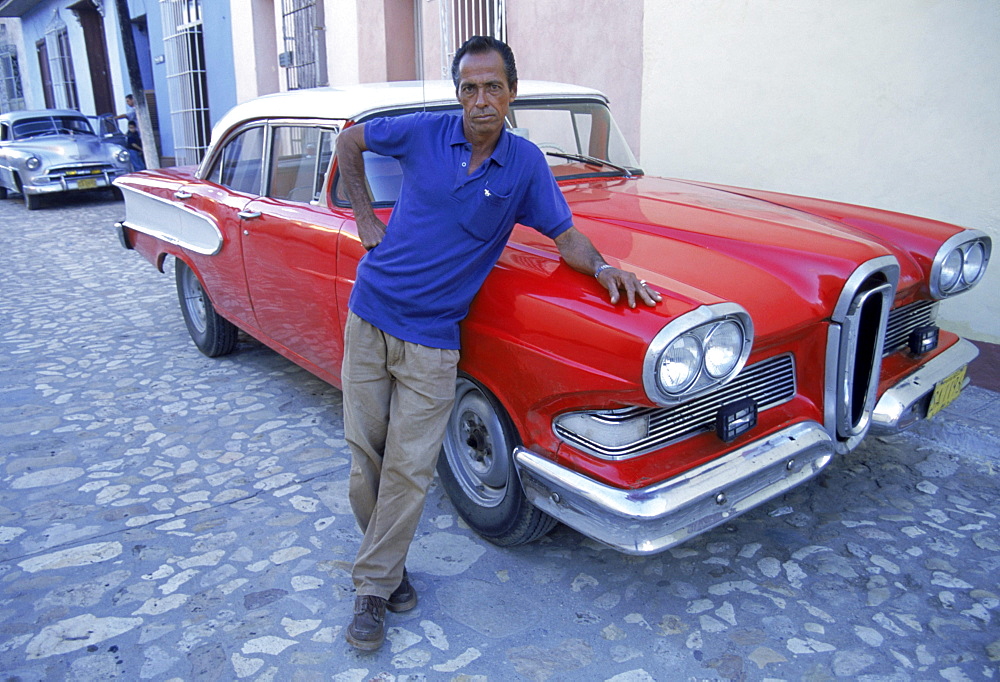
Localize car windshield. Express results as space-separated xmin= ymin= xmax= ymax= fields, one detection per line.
xmin=12 ymin=116 xmax=95 ymax=140
xmin=349 ymin=99 xmax=641 ymax=206
xmin=507 ymin=100 xmax=641 ymax=180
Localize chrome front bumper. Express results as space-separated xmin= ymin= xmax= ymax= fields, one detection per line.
xmin=25 ymin=170 xmax=124 ymax=195
xmin=871 ymin=337 xmax=979 ymax=432
xmin=514 ymin=421 xmax=834 ymax=556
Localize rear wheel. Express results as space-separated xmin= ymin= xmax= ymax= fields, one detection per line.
xmin=175 ymin=259 xmax=238 ymax=357
xmin=437 ymin=376 xmax=557 ymax=546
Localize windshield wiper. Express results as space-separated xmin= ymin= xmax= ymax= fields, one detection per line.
xmin=544 ymin=151 xmax=636 ymax=178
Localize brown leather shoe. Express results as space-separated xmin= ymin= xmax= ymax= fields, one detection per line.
xmin=345 ymin=595 xmax=387 ymax=650
xmin=387 ymin=569 xmax=417 ymax=613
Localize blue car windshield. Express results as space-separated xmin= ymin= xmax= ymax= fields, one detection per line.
xmin=12 ymin=116 xmax=95 ymax=140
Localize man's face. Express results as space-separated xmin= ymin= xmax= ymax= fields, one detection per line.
xmin=456 ymin=50 xmax=516 ymax=141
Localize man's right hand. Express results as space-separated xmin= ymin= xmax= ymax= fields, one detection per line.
xmin=358 ymin=214 xmax=387 ymax=251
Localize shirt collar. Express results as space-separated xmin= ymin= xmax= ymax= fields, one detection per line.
xmin=449 ymin=115 xmax=511 ymax=168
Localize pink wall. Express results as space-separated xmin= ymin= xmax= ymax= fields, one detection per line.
xmin=507 ymin=2 xmax=644 ymax=158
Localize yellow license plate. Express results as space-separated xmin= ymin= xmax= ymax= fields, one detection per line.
xmin=926 ymin=365 xmax=967 ymax=419
xmin=77 ymin=177 xmax=99 ymax=190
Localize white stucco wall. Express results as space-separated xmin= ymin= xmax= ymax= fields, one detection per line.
xmin=641 ymin=0 xmax=1000 ymax=343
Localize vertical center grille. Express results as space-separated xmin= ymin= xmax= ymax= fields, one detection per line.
xmin=835 ymin=279 xmax=893 ymax=439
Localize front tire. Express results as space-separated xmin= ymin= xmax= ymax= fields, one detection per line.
xmin=437 ymin=376 xmax=557 ymax=546
xmin=175 ymin=259 xmax=238 ymax=357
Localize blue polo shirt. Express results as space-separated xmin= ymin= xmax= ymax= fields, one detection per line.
xmin=348 ymin=112 xmax=573 ymax=349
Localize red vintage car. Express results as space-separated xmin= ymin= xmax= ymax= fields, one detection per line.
xmin=115 ymin=81 xmax=990 ymax=555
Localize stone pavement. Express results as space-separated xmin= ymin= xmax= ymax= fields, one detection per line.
xmin=1 ymin=196 xmax=998 ymax=681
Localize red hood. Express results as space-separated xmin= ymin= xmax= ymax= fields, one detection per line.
xmin=544 ymin=175 xmax=921 ymax=342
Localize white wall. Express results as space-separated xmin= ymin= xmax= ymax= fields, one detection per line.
xmin=641 ymin=0 xmax=1000 ymax=343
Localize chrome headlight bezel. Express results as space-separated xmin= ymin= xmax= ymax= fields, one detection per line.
xmin=643 ymin=303 xmax=754 ymax=406
xmin=25 ymin=155 xmax=42 ymax=171
xmin=930 ymin=230 xmax=992 ymax=299
xmin=115 ymin=147 xmax=131 ymax=164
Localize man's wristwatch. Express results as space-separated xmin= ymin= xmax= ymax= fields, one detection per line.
xmin=594 ymin=263 xmax=614 ymax=279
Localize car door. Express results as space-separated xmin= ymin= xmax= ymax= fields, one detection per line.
xmin=178 ymin=123 xmax=267 ymax=327
xmin=240 ymin=123 xmax=346 ymax=378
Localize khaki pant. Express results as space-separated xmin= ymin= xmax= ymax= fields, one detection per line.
xmin=341 ymin=312 xmax=459 ymax=598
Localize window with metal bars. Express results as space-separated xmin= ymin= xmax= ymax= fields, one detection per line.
xmin=439 ymin=0 xmax=506 ymax=78
xmin=0 ymin=44 xmax=24 ymax=113
xmin=46 ymin=26 xmax=79 ymax=110
xmin=280 ymin=0 xmax=325 ymax=90
xmin=161 ymin=0 xmax=211 ymax=165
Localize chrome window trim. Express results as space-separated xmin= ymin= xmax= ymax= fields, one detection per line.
xmin=196 ymin=118 xmax=342 ymax=182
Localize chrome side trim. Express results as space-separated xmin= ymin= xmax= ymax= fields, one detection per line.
xmin=872 ymin=338 xmax=979 ymax=432
xmin=115 ymin=183 xmax=223 ymax=256
xmin=515 ymin=421 xmax=834 ymax=556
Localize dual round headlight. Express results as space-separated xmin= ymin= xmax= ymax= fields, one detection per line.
xmin=658 ymin=319 xmax=747 ymax=394
xmin=932 ymin=232 xmax=990 ymax=299
xmin=644 ymin=304 xmax=753 ymax=404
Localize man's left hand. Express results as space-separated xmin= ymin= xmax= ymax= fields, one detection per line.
xmin=597 ymin=266 xmax=662 ymax=308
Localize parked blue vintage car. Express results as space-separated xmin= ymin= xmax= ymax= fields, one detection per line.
xmin=0 ymin=109 xmax=131 ymax=209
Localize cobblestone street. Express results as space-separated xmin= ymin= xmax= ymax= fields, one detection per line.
xmin=1 ymin=196 xmax=999 ymax=681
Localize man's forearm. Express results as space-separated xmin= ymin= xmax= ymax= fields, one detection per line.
xmin=337 ymin=126 xmax=374 ymax=218
xmin=554 ymin=227 xmax=605 ymax=276
xmin=555 ymin=226 xmax=661 ymax=308
xmin=337 ymin=125 xmax=385 ymax=248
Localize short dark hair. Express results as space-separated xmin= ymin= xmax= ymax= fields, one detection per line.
xmin=450 ymin=36 xmax=517 ymax=90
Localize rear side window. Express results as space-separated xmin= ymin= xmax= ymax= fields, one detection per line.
xmin=267 ymin=126 xmax=334 ymax=203
xmin=334 ymin=151 xmax=403 ymax=207
xmin=206 ymin=126 xmax=266 ymax=195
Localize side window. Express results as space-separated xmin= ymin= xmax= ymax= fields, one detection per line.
xmin=334 ymin=150 xmax=403 ymax=207
xmin=206 ymin=126 xmax=265 ymax=195
xmin=267 ymin=126 xmax=334 ymax=203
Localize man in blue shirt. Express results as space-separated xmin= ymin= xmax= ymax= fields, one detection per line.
xmin=337 ymin=36 xmax=660 ymax=650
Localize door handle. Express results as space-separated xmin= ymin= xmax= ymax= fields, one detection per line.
xmin=174 ymin=190 xmax=192 ymax=200
xmin=238 ymin=210 xmax=262 ymax=220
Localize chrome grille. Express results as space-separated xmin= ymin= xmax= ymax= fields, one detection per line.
xmin=556 ymin=354 xmax=796 ymax=458
xmin=884 ymin=300 xmax=937 ymax=355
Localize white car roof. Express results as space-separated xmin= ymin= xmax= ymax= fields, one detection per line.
xmin=209 ymin=80 xmax=607 ymax=146
xmin=0 ymin=109 xmax=89 ymax=123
